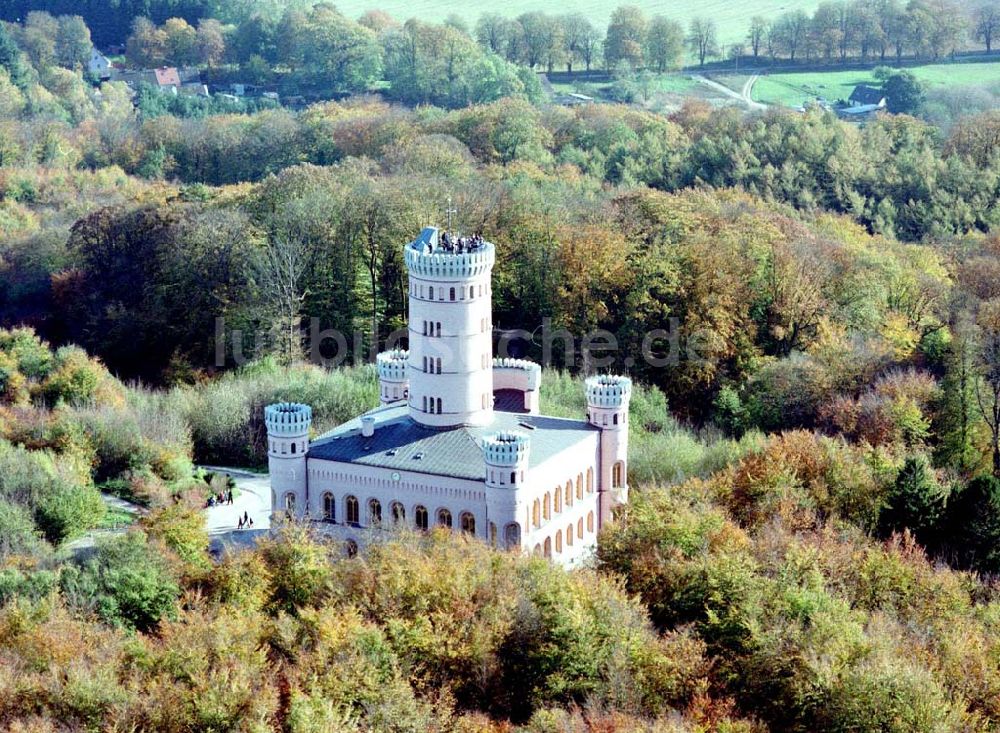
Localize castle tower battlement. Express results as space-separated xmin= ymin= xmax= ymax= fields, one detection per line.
xmin=404 ymin=228 xmax=495 ymax=279
xmin=377 ymin=349 xmax=409 ymax=404
xmin=585 ymin=375 xmax=632 ymax=410
xmin=493 ymin=358 xmax=541 ymax=390
xmin=483 ymin=431 xmax=530 ymax=489
xmin=264 ymin=402 xmax=313 ymax=437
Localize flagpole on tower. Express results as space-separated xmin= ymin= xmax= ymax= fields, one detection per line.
xmin=445 ymin=196 xmax=457 ymax=232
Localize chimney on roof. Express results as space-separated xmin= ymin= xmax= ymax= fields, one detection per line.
xmin=361 ymin=416 xmax=375 ymax=438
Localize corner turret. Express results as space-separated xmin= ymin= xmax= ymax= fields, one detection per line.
xmin=585 ymin=375 xmax=631 ymax=527
xmin=482 ymin=430 xmax=530 ymax=489
xmin=377 ymin=348 xmax=409 ymax=405
xmin=265 ymin=402 xmax=312 ymax=521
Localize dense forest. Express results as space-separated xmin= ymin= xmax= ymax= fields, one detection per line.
xmin=6 ymin=4 xmax=1000 ymax=732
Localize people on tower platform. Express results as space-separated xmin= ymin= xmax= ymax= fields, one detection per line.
xmin=427 ymin=231 xmax=485 ymax=254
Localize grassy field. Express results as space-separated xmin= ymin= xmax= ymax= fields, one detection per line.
xmin=339 ymin=0 xmax=819 ymax=43
xmin=750 ymin=61 xmax=1000 ymax=107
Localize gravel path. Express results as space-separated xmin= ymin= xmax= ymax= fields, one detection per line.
xmin=694 ymin=73 xmax=766 ymax=111
xmin=199 ymin=466 xmax=272 ymax=536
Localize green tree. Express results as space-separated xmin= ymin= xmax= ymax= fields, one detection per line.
xmin=878 ymin=454 xmax=946 ymax=542
xmin=604 ymin=5 xmax=647 ymax=69
xmin=0 ymin=20 xmax=29 ymax=89
xmin=940 ymin=474 xmax=1000 ymax=571
xmin=645 ymin=16 xmax=684 ymax=72
xmin=561 ymin=13 xmax=599 ymax=72
xmin=883 ymin=70 xmax=925 ymax=113
xmin=55 ymin=15 xmax=92 ymax=69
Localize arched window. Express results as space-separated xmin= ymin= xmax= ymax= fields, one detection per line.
xmin=391 ymin=501 xmax=405 ymax=525
xmin=460 ymin=512 xmax=476 ymax=535
xmin=587 ymin=468 xmax=594 ymax=493
xmin=510 ymin=471 xmax=516 ymax=485
xmin=489 ymin=522 xmax=497 ymax=546
xmin=533 ymin=543 xmax=542 ymax=556
xmin=544 ymin=537 xmax=552 ymax=558
xmin=449 ymin=287 xmax=455 ymax=301
xmin=429 ymin=286 xmax=434 ymax=300
xmin=612 ymin=461 xmax=624 ymax=488
xmin=587 ymin=511 xmax=594 ymax=533
xmin=346 ymin=495 xmax=359 ymax=526
xmin=543 ymin=492 xmax=551 ymax=521
xmin=566 ymin=524 xmax=574 ymax=546
xmin=322 ymin=492 xmax=335 ymax=522
xmin=470 ymin=285 xmax=475 ymax=299
xmin=613 ymin=413 xmax=619 ymax=425
xmin=437 ymin=397 xmax=442 ymax=414
xmin=436 ymin=322 xmax=441 ymax=337
xmin=436 ymin=357 xmax=442 ymax=374
xmin=554 ymin=488 xmax=562 ymax=514
xmin=345 ymin=539 xmax=358 ymax=558
xmin=423 ymin=395 xmax=427 ymax=412
xmin=437 ymin=508 xmax=452 ymax=528
xmin=284 ymin=493 xmax=296 ymax=514
xmin=504 ymin=522 xmax=521 ymax=550
xmin=532 ymin=499 xmax=540 ymax=528
xmin=368 ymin=498 xmax=382 ymax=526
xmin=290 ymin=442 xmax=296 ymax=454
xmin=565 ymin=481 xmax=572 ymax=507
xmin=576 ymin=474 xmax=583 ymax=499
xmin=577 ymin=517 xmax=584 ymax=539
xmin=415 ymin=505 xmax=428 ymax=530
xmin=555 ymin=530 xmax=562 ymax=553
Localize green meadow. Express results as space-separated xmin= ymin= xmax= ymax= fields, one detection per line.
xmin=749 ymin=61 xmax=1000 ymax=107
xmin=337 ymin=0 xmax=820 ymax=43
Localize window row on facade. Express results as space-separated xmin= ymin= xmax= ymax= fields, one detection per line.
xmin=271 ymin=439 xmax=303 ymax=455
xmin=530 ymin=468 xmax=594 ymax=529
xmin=288 ymin=492 xmax=524 ymax=551
xmin=411 ymin=282 xmax=490 ymax=301
xmin=532 ymin=513 xmax=595 ymax=558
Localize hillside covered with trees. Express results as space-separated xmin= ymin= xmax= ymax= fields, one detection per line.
xmin=6 ymin=3 xmax=1000 ymax=732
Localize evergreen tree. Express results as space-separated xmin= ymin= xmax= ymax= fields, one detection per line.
xmin=0 ymin=21 xmax=28 ymax=89
xmin=879 ymin=454 xmax=946 ymax=543
xmin=935 ymin=326 xmax=979 ymax=472
xmin=940 ymin=474 xmax=1000 ymax=572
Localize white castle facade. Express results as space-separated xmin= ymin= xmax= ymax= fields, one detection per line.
xmin=265 ymin=227 xmax=630 ymax=565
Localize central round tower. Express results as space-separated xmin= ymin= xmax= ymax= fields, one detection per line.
xmin=405 ymin=227 xmax=495 ymax=427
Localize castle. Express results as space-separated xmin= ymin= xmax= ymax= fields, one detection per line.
xmin=265 ymin=227 xmax=630 ymax=564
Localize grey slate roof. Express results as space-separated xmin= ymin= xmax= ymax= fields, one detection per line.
xmin=308 ymin=403 xmax=597 ymax=481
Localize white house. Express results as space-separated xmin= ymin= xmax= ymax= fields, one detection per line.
xmin=266 ymin=227 xmax=631 ymax=565
xmin=87 ymin=47 xmax=113 ymax=81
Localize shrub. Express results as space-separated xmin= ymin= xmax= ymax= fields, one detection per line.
xmin=33 ymin=483 xmax=105 ymax=545
xmin=61 ymin=531 xmax=179 ymax=632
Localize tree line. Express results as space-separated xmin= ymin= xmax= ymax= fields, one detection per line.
xmin=743 ymin=0 xmax=985 ymax=65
